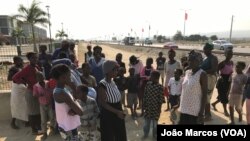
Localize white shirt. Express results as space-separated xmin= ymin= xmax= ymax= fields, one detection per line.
xmin=168 ymin=77 xmax=183 ymax=96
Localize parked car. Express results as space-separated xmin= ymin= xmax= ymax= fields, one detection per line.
xmin=163 ymin=42 xmax=178 ymax=49
xmin=144 ymin=38 xmax=152 ymax=45
xmin=212 ymin=40 xmax=233 ymax=50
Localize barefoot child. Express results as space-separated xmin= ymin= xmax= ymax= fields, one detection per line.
xmin=33 ymin=71 xmax=56 ymax=140
xmin=126 ymin=68 xmax=139 ymax=119
xmin=168 ymin=69 xmax=183 ymax=124
xmin=229 ymin=61 xmax=247 ymax=124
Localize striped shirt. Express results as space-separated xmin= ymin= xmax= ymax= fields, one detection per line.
xmin=77 ymin=97 xmax=99 ymax=126
xmin=99 ymin=79 xmax=121 ymax=103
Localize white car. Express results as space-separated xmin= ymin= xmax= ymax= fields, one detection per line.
xmin=212 ymin=40 xmax=233 ymax=50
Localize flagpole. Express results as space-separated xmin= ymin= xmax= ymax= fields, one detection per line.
xmin=181 ymin=9 xmax=190 ymax=37
xmin=184 ymin=11 xmax=186 ymax=37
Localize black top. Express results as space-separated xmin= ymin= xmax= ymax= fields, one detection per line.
xmin=114 ymin=76 xmax=127 ymax=91
xmin=118 ymin=62 xmax=126 ymax=69
xmin=156 ymin=57 xmax=166 ymax=70
xmin=127 ymin=76 xmax=139 ymax=93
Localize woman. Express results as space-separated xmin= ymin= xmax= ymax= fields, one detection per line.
xmin=51 ymin=64 xmax=83 ymax=140
xmin=98 ymin=60 xmax=127 ymax=141
xmin=8 ymin=56 xmax=25 ymax=129
xmin=164 ymin=49 xmax=181 ymax=111
xmin=211 ymin=49 xmax=233 ymax=116
xmin=12 ymin=52 xmax=41 ymax=134
xmin=179 ymin=50 xmax=207 ymax=124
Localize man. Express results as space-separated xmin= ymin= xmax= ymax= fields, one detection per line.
xmin=85 ymin=45 xmax=93 ymax=63
xmin=52 ymin=40 xmax=70 ymax=60
xmin=88 ymin=46 xmax=105 ymax=83
xmin=200 ymin=43 xmax=218 ymax=121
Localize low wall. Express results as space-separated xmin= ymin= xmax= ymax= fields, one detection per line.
xmin=0 ymin=91 xmax=11 ymax=120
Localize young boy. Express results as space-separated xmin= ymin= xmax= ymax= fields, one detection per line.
xmin=142 ymin=71 xmax=165 ymax=140
xmin=114 ymin=67 xmax=127 ymax=108
xmin=81 ymin=63 xmax=97 ymax=88
xmin=168 ymin=69 xmax=183 ymax=124
xmin=33 ymin=71 xmax=56 ymax=139
xmin=81 ymin=63 xmax=97 ymax=99
xmin=127 ymin=68 xmax=139 ymax=119
xmin=228 ymin=61 xmax=248 ymax=124
xmin=76 ymin=85 xmax=100 ymax=141
xmin=156 ymin=52 xmax=166 ymax=85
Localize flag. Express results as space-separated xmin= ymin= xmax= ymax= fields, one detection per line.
xmin=142 ymin=28 xmax=144 ymax=32
xmin=149 ymin=25 xmax=151 ymax=30
xmin=185 ymin=12 xmax=188 ymax=20
xmin=131 ymin=28 xmax=133 ymax=32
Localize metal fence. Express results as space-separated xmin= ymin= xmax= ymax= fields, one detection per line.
xmin=0 ymin=45 xmax=34 ymax=90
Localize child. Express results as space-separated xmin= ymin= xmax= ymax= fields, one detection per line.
xmin=156 ymin=52 xmax=166 ymax=85
xmin=168 ymin=69 xmax=183 ymax=124
xmin=127 ymin=68 xmax=139 ymax=119
xmin=38 ymin=45 xmax=52 ymax=80
xmin=33 ymin=71 xmax=56 ymax=139
xmin=140 ymin=57 xmax=154 ymax=116
xmin=228 ymin=61 xmax=248 ymax=124
xmin=142 ymin=71 xmax=165 ymax=140
xmin=116 ymin=53 xmax=126 ymax=73
xmin=114 ymin=67 xmax=127 ymax=108
xmin=51 ymin=64 xmax=83 ymax=140
xmin=81 ymin=63 xmax=97 ymax=88
xmin=76 ymin=85 xmax=100 ymax=141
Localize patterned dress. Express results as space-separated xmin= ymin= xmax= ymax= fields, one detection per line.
xmin=143 ymin=81 xmax=165 ymax=120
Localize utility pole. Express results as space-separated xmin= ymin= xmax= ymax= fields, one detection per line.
xmin=229 ymin=15 xmax=234 ymax=42
xmin=46 ymin=5 xmax=53 ymax=52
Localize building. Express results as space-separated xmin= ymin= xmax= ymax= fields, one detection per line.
xmin=0 ymin=15 xmax=47 ymax=45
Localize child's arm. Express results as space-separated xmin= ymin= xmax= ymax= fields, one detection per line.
xmin=54 ymin=92 xmax=83 ymax=116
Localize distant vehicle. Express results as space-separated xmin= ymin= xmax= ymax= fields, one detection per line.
xmin=123 ymin=37 xmax=135 ymax=45
xmin=163 ymin=42 xmax=178 ymax=49
xmin=144 ymin=38 xmax=152 ymax=45
xmin=212 ymin=40 xmax=233 ymax=50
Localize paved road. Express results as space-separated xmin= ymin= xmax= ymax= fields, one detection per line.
xmin=137 ymin=43 xmax=250 ymax=53
xmin=108 ymin=42 xmax=250 ymax=53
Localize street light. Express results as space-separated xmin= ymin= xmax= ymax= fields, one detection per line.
xmin=46 ymin=5 xmax=53 ymax=52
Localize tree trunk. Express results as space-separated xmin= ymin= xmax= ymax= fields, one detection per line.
xmin=16 ymin=37 xmax=21 ymax=56
xmin=31 ymin=25 xmax=38 ymax=53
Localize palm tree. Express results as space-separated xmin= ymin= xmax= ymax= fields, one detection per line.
xmin=14 ymin=0 xmax=48 ymax=52
xmin=12 ymin=28 xmax=25 ymax=56
xmin=55 ymin=29 xmax=68 ymax=40
xmin=12 ymin=27 xmax=25 ymax=45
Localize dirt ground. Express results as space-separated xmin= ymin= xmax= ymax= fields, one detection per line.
xmin=0 ymin=42 xmax=248 ymax=141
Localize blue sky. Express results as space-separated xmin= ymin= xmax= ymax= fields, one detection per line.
xmin=2 ymin=0 xmax=250 ymax=39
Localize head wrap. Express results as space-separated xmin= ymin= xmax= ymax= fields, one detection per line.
xmin=203 ymin=43 xmax=214 ymax=50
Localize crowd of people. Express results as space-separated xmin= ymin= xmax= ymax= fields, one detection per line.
xmin=7 ymin=40 xmax=250 ymax=141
